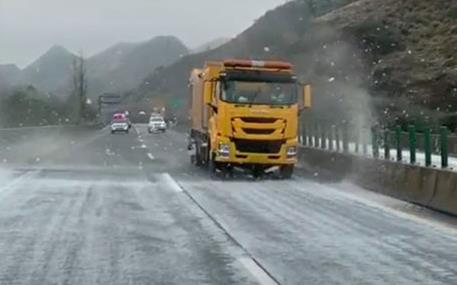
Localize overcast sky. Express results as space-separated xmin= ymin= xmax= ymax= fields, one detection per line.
xmin=0 ymin=0 xmax=288 ymax=67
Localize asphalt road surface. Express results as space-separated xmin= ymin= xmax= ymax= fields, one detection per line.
xmin=0 ymin=125 xmax=456 ymax=285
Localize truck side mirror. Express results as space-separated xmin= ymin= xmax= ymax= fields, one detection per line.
xmin=303 ymin=84 xmax=312 ymax=109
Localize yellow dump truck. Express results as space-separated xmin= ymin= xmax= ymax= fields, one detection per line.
xmin=188 ymin=59 xmax=311 ymax=178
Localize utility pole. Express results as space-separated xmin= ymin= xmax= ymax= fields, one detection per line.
xmin=72 ymin=52 xmax=87 ymax=124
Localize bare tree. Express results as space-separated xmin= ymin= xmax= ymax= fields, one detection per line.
xmin=72 ymin=52 xmax=88 ymax=123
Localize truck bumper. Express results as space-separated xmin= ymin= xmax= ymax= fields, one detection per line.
xmin=213 ymin=139 xmax=298 ymax=166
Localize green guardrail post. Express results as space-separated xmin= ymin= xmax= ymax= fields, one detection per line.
xmin=335 ymin=126 xmax=341 ymax=152
xmin=408 ymin=125 xmax=416 ymax=164
xmin=424 ymin=127 xmax=432 ymax=167
xmin=395 ymin=126 xmax=402 ymax=162
xmin=313 ymin=124 xmax=318 ymax=148
xmin=372 ymin=126 xmax=379 ymax=158
xmin=318 ymin=125 xmax=322 ymax=148
xmin=342 ymin=124 xmax=349 ymax=153
xmin=384 ymin=129 xmax=390 ymax=160
xmin=354 ymin=130 xmax=360 ymax=154
xmin=329 ymin=125 xmax=334 ymax=151
xmin=362 ymin=129 xmax=368 ymax=155
xmin=440 ymin=126 xmax=449 ymax=168
xmin=321 ymin=125 xmax=327 ymax=149
xmin=307 ymin=123 xmax=312 ymax=147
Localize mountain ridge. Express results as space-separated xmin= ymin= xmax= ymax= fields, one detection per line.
xmin=0 ymin=36 xmax=189 ymax=98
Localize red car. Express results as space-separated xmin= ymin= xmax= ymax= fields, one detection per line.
xmin=111 ymin=113 xmax=130 ymax=134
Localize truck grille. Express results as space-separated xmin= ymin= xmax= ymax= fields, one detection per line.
xmin=240 ymin=117 xmax=278 ymax=124
xmin=242 ymin=128 xmax=276 ymax=135
xmin=234 ymin=139 xmax=284 ymax=154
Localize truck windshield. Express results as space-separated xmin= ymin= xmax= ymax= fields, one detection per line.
xmin=221 ymin=81 xmax=297 ymax=105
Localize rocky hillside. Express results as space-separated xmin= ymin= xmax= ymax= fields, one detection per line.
xmin=313 ymin=0 xmax=457 ymax=128
xmin=87 ymin=36 xmax=188 ymax=97
xmin=127 ymin=0 xmax=457 ymax=129
xmin=22 ymin=45 xmax=77 ymax=92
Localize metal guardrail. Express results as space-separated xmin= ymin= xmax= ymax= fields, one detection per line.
xmin=301 ymin=124 xmax=451 ymax=169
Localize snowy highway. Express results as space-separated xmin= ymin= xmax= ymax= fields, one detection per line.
xmin=0 ymin=125 xmax=456 ymax=284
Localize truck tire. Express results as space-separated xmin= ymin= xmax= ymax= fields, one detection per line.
xmin=208 ymin=153 xmax=217 ymax=178
xmin=279 ymin=165 xmax=294 ymax=179
xmin=251 ymin=166 xmax=264 ymax=180
xmin=195 ymin=146 xmax=204 ymax=166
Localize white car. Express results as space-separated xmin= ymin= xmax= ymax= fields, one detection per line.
xmin=148 ymin=116 xmax=167 ymax=133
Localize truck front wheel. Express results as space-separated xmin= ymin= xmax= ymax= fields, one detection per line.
xmin=279 ymin=165 xmax=294 ymax=179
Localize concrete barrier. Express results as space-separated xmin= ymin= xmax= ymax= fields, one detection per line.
xmin=300 ymin=146 xmax=457 ymax=216
xmin=428 ymin=170 xmax=457 ymax=215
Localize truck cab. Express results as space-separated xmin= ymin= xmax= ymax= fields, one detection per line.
xmin=189 ymin=59 xmax=311 ymax=178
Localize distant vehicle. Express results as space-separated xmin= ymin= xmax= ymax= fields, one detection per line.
xmin=148 ymin=115 xmax=167 ymax=133
xmin=111 ymin=113 xmax=130 ymax=134
xmin=139 ymin=111 xmax=146 ymax=116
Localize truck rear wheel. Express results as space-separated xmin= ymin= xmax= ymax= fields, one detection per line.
xmin=195 ymin=146 xmax=204 ymax=166
xmin=208 ymin=153 xmax=217 ymax=178
xmin=279 ymin=165 xmax=294 ymax=179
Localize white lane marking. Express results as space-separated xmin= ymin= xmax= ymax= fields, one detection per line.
xmin=161 ymin=173 xmax=183 ymax=192
xmin=238 ymin=257 xmax=279 ymax=285
xmin=140 ymin=144 xmax=147 ymax=149
xmin=0 ymin=170 xmax=38 ymax=197
xmin=147 ymin=153 xmax=155 ymax=160
xmin=179 ymin=180 xmax=280 ymax=285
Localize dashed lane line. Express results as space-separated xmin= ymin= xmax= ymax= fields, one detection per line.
xmin=161 ymin=173 xmax=183 ymax=192
xmin=238 ymin=257 xmax=279 ymax=285
xmin=160 ymin=173 xmax=281 ymax=285
xmin=0 ymin=170 xmax=39 ymax=198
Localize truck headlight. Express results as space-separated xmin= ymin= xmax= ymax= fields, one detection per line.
xmin=287 ymin=146 xmax=297 ymax=157
xmin=218 ymin=143 xmax=231 ymax=157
